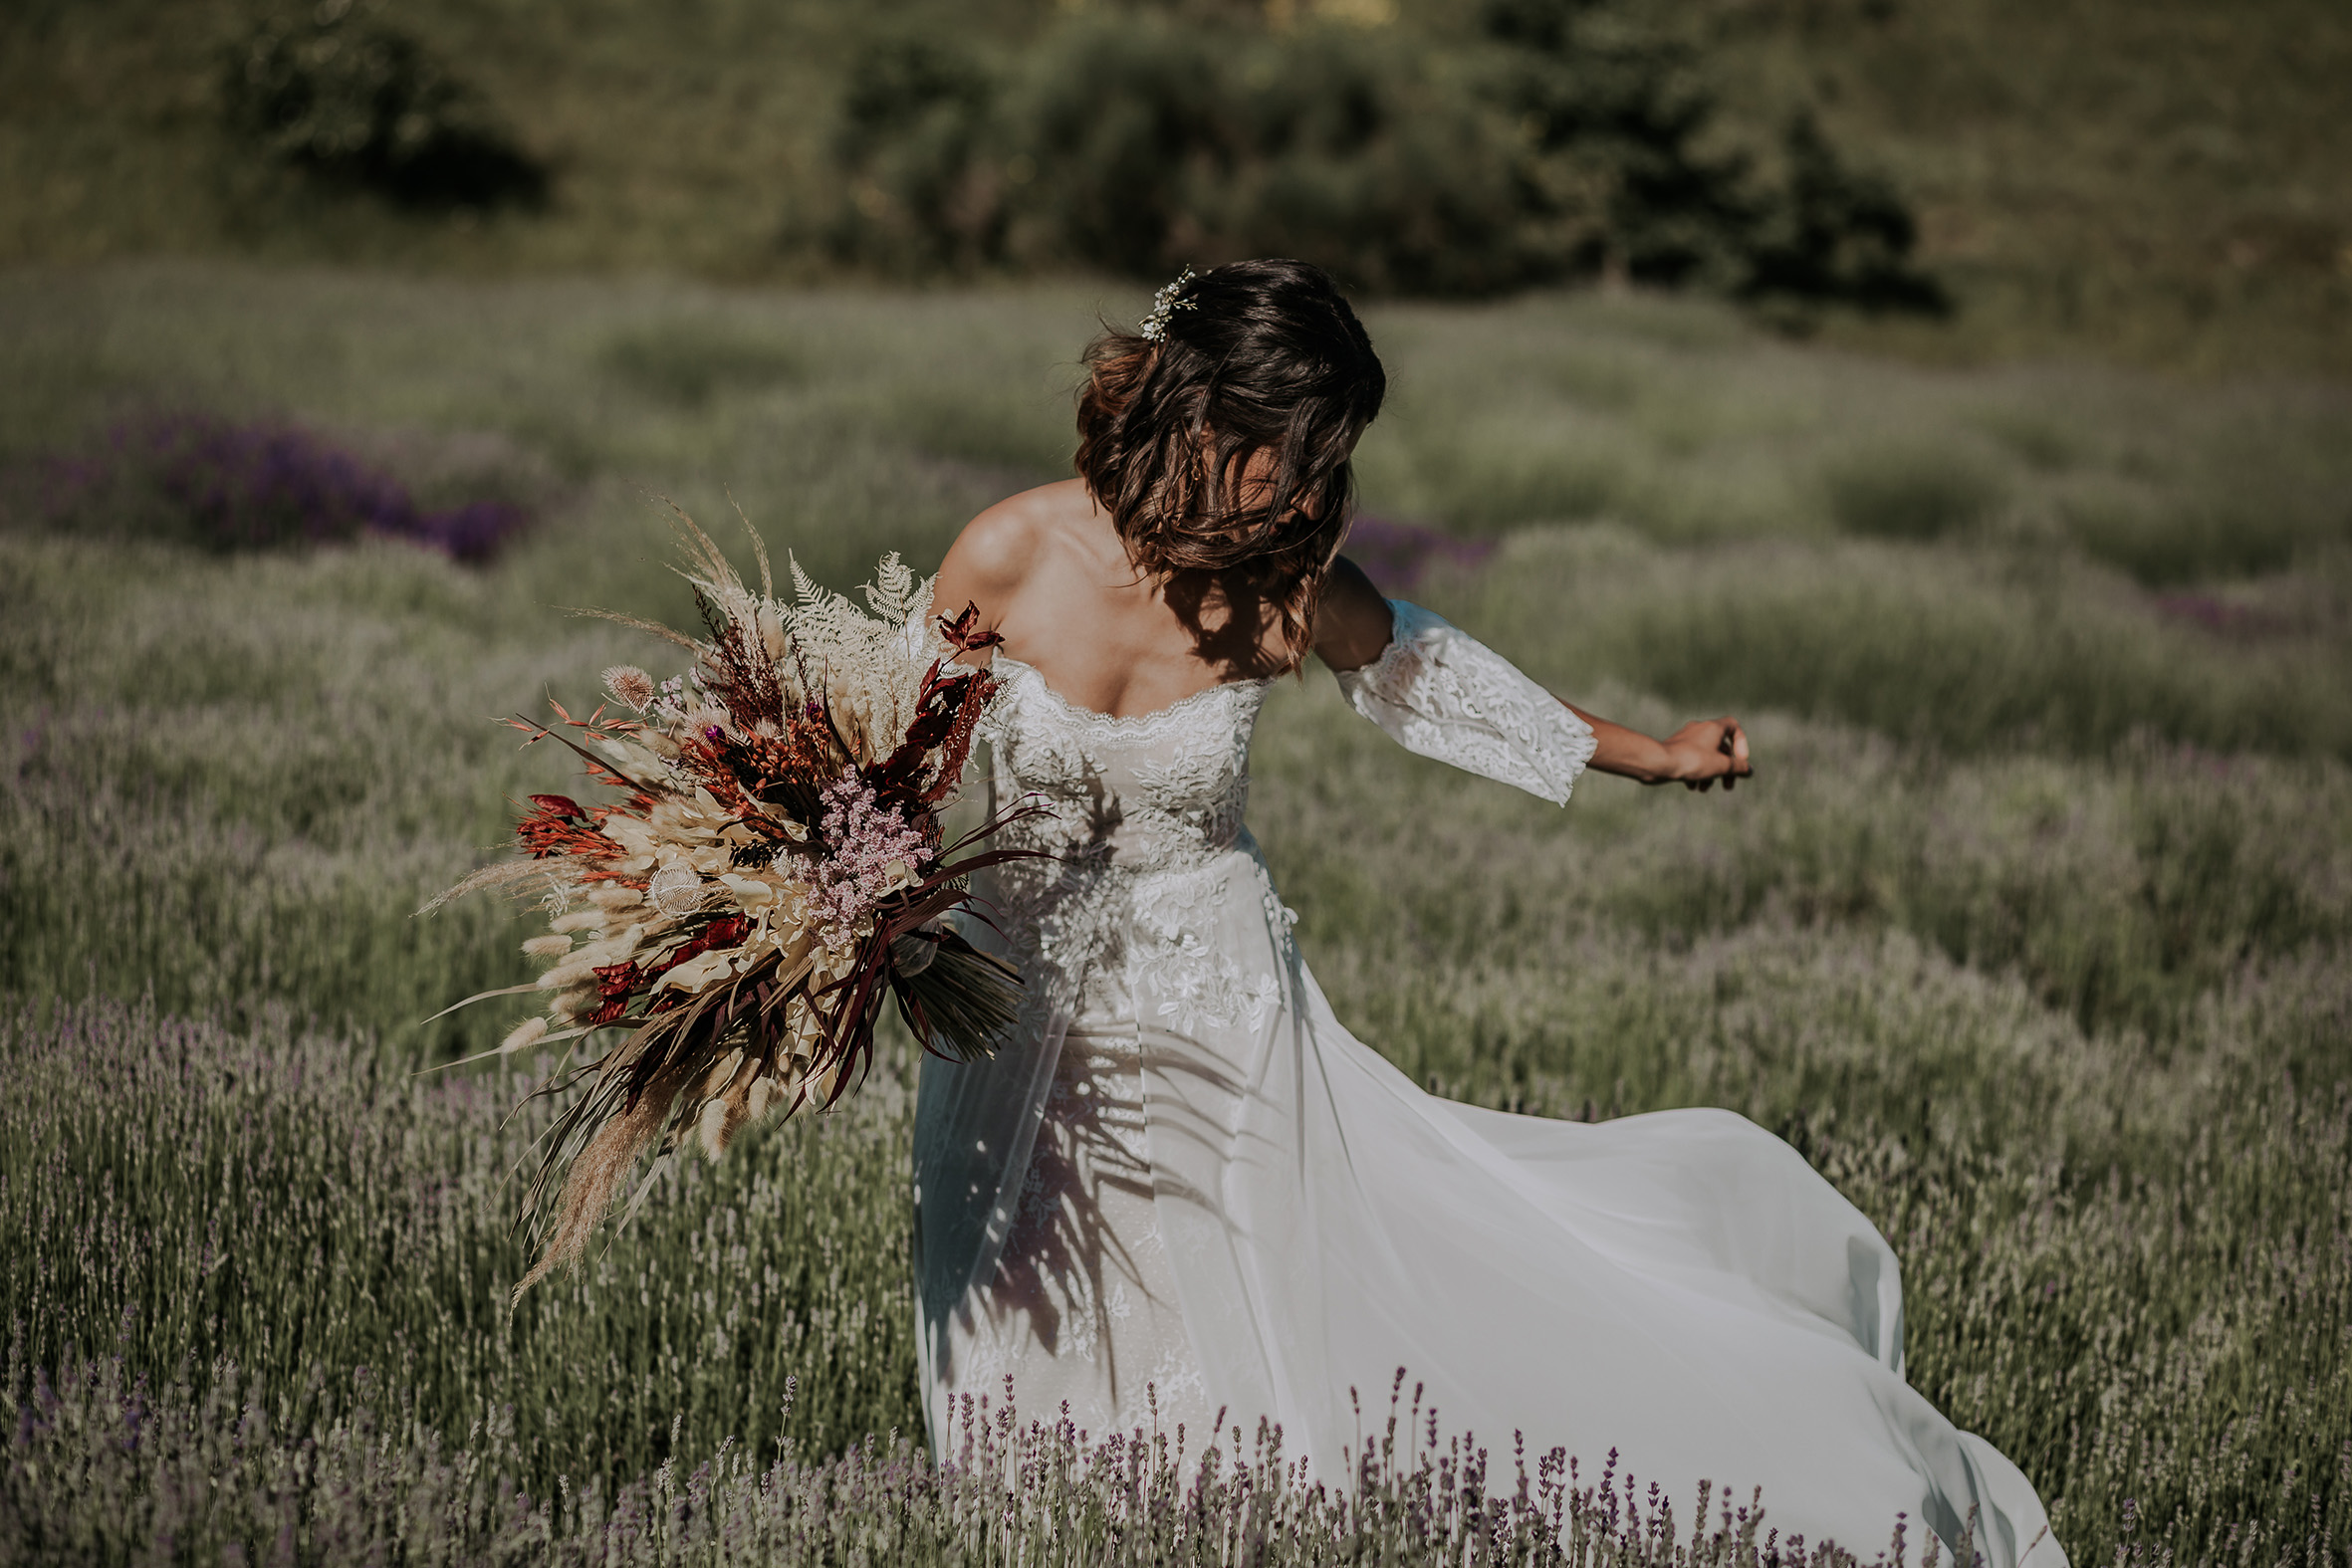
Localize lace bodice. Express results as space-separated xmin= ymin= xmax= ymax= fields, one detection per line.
xmin=970 ymin=603 xmax=1596 ymax=1020
xmin=981 ymin=656 xmax=1267 ymax=880
xmin=978 ymin=598 xmax=1603 ymax=873
xmin=975 ymin=655 xmax=1284 ymax=1038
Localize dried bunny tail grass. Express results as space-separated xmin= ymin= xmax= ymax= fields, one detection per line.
xmin=692 ymin=1047 xmax=791 ymax=1162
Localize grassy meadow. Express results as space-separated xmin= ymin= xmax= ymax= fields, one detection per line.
xmin=4 ymin=262 xmax=2351 ymax=1562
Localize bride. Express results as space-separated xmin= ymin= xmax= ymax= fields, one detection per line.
xmin=913 ymin=259 xmax=2064 ymax=1566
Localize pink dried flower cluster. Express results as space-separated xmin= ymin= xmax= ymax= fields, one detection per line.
xmin=811 ymin=774 xmax=934 ymax=934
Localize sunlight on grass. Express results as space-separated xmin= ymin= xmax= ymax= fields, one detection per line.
xmin=3 ymin=266 xmax=2347 ymax=1560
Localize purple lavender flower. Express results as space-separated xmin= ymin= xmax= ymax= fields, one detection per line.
xmin=30 ymin=411 xmax=534 ymax=561
xmin=1343 ymin=516 xmax=1499 ymax=592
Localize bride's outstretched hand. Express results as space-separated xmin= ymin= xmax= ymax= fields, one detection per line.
xmin=1564 ymin=701 xmax=1755 ymax=791
xmin=1660 ymin=717 xmax=1753 ymax=791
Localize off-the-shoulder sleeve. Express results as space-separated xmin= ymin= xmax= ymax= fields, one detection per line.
xmin=1331 ymin=599 xmax=1597 ymax=804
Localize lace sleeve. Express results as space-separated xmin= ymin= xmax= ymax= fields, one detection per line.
xmin=1332 ymin=600 xmax=1597 ymax=804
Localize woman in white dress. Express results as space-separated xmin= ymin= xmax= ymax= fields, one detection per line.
xmin=913 ymin=260 xmax=2065 ymax=1566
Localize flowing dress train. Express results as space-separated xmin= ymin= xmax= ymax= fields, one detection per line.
xmin=911 ymin=601 xmax=2065 ymax=1566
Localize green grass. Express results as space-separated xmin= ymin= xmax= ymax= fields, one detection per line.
xmin=3 ymin=264 xmax=2350 ymax=1561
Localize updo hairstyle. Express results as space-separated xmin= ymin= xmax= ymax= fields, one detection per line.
xmin=1073 ymin=259 xmax=1386 ymax=667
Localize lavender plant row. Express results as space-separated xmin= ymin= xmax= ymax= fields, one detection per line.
xmin=5 ymin=961 xmax=2346 ymax=1564
xmin=8 ymin=1344 xmax=1950 ymax=1568
xmin=1 ymin=1000 xmax=919 ymax=1488
xmin=24 ymin=412 xmax=534 ymax=560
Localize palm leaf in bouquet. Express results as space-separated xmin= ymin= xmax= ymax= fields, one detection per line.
xmin=425 ymin=512 xmax=1041 ymax=1299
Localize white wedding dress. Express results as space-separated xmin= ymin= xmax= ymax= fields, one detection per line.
xmin=912 ymin=601 xmax=2065 ymax=1566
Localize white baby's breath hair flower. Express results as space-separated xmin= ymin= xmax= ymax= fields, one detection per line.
xmin=1139 ymin=268 xmax=1199 ymax=342
xmin=602 ymin=664 xmax=656 ymax=713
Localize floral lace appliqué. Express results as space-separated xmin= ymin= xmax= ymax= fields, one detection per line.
xmin=1131 ymin=862 xmax=1284 ymax=1035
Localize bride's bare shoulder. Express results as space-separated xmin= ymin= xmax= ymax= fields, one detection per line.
xmin=936 ymin=478 xmax=1092 ymax=622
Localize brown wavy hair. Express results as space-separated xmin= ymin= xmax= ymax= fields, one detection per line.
xmin=1074 ymin=259 xmax=1386 ymax=668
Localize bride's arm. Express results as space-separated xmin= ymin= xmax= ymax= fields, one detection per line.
xmin=1564 ymin=702 xmax=1751 ymax=791
xmin=1314 ymin=557 xmax=1753 ymax=792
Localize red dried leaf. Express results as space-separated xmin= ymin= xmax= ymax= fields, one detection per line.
xmin=937 ymin=600 xmax=1002 ymax=653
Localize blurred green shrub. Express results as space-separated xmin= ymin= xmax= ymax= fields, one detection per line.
xmin=221 ymin=0 xmax=547 ymax=211
xmin=831 ymin=37 xmax=1005 ymax=273
xmin=600 ymin=324 xmax=804 ymax=406
xmin=818 ymin=3 xmax=1942 ymax=310
xmin=1822 ymin=443 xmax=2006 ymax=542
xmin=2060 ymin=485 xmax=2337 ymax=586
xmin=1738 ymin=113 xmax=1948 ymax=313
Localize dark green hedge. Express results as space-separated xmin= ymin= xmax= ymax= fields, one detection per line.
xmin=820 ymin=1 xmax=1945 ymax=309
xmin=221 ymin=0 xmax=547 ymax=211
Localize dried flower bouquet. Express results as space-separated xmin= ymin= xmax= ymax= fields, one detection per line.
xmin=427 ymin=515 xmax=1033 ymax=1297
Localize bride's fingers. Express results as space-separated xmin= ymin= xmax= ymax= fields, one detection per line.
xmin=1717 ymin=718 xmax=1752 ymax=786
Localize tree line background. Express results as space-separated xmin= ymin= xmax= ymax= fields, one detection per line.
xmin=3 ymin=0 xmax=2347 ymax=369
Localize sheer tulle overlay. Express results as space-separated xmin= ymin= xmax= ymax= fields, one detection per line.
xmin=912 ymin=602 xmax=2065 ymax=1566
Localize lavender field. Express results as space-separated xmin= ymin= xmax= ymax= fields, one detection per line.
xmin=4 ymin=263 xmax=2350 ymax=1564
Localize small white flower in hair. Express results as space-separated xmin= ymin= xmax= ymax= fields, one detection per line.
xmin=1140 ymin=268 xmax=1199 ymax=342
